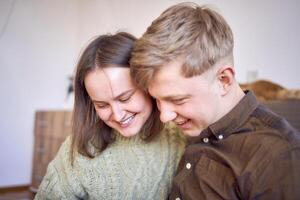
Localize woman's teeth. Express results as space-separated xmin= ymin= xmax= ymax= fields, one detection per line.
xmin=120 ymin=115 xmax=135 ymax=126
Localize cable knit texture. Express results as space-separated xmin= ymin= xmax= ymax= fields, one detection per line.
xmin=35 ymin=123 xmax=185 ymax=200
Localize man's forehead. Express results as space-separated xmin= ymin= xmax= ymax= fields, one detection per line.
xmin=150 ymin=61 xmax=184 ymax=85
xmin=148 ymin=76 xmax=189 ymax=99
xmin=147 ymin=67 xmax=213 ymax=99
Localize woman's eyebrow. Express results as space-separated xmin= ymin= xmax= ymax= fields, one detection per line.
xmin=92 ymin=99 xmax=106 ymax=104
xmin=114 ymin=89 xmax=136 ymax=100
xmin=91 ymin=89 xmax=136 ymax=104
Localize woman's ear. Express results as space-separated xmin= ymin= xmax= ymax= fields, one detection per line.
xmin=217 ymin=65 xmax=235 ymax=96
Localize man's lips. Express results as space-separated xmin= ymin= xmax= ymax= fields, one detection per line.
xmin=175 ymin=119 xmax=188 ymax=125
xmin=175 ymin=119 xmax=191 ymax=129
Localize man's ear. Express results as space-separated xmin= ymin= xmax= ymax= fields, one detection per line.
xmin=216 ymin=65 xmax=235 ymax=96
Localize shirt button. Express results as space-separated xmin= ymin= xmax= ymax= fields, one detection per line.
xmin=186 ymin=162 xmax=191 ymax=169
xmin=203 ymin=137 xmax=209 ymax=143
xmin=175 ymin=198 xmax=181 ymax=200
xmin=218 ymin=134 xmax=224 ymax=140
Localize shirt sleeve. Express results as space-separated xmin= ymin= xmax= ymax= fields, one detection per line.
xmin=249 ymin=147 xmax=300 ymax=200
xmin=34 ymin=137 xmax=86 ymax=200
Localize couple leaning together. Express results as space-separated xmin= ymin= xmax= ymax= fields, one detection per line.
xmin=35 ymin=2 xmax=300 ymax=200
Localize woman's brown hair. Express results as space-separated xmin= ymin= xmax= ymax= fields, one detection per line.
xmin=71 ymin=32 xmax=162 ymax=162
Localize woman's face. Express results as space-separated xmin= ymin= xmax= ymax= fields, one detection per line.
xmin=84 ymin=66 xmax=153 ymax=137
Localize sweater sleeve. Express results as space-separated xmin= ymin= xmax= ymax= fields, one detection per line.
xmin=34 ymin=137 xmax=86 ymax=200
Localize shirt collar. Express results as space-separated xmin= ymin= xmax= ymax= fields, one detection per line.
xmin=188 ymin=90 xmax=259 ymax=145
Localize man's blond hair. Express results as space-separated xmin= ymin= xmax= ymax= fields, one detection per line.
xmin=130 ymin=2 xmax=234 ymax=90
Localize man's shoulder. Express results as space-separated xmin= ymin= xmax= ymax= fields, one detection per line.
xmin=251 ymin=104 xmax=299 ymax=137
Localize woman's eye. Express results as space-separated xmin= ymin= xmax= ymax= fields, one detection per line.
xmin=96 ymin=104 xmax=108 ymax=109
xmin=119 ymin=96 xmax=131 ymax=102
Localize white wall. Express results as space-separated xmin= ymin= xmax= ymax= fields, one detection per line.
xmin=0 ymin=0 xmax=299 ymax=187
xmin=77 ymin=0 xmax=300 ymax=88
xmin=0 ymin=0 xmax=80 ymax=187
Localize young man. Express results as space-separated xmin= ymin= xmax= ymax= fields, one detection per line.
xmin=130 ymin=2 xmax=300 ymax=200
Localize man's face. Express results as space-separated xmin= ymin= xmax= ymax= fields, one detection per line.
xmin=148 ymin=59 xmax=223 ymax=137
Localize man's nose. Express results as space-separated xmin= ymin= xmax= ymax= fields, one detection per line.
xmin=159 ymin=103 xmax=177 ymax=123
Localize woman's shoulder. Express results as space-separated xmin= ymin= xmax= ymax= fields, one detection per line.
xmin=44 ymin=136 xmax=74 ymax=170
xmin=59 ymin=135 xmax=72 ymax=151
xmin=50 ymin=136 xmax=89 ymax=166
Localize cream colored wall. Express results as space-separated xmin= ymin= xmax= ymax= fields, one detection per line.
xmin=77 ymin=0 xmax=300 ymax=88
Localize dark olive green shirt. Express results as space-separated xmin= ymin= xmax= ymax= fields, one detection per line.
xmin=169 ymin=91 xmax=300 ymax=200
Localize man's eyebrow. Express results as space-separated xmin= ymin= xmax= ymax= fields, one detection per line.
xmin=162 ymin=94 xmax=192 ymax=101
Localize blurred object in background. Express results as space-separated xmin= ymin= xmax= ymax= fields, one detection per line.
xmin=240 ymin=79 xmax=300 ymax=131
xmin=63 ymin=75 xmax=74 ymax=109
xmin=240 ymin=79 xmax=300 ymax=101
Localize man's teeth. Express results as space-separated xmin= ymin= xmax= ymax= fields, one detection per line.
xmin=177 ymin=120 xmax=187 ymax=125
xmin=120 ymin=115 xmax=135 ymax=125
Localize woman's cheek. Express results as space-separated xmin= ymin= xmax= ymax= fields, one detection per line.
xmin=96 ymin=109 xmax=111 ymax=121
xmin=131 ymin=95 xmax=152 ymax=112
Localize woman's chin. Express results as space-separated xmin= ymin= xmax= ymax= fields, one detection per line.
xmin=118 ymin=129 xmax=140 ymax=137
xmin=116 ymin=124 xmax=142 ymax=137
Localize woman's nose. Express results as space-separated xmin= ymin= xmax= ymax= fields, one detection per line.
xmin=111 ymin=103 xmax=125 ymax=121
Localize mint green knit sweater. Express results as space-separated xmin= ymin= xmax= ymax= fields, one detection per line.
xmin=35 ymin=124 xmax=185 ymax=200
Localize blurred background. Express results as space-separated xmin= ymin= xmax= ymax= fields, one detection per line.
xmin=0 ymin=0 xmax=299 ymax=189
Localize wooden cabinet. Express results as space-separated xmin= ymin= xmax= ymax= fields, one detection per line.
xmin=30 ymin=110 xmax=72 ymax=192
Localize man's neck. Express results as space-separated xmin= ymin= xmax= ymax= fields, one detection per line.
xmin=219 ymin=84 xmax=245 ymax=122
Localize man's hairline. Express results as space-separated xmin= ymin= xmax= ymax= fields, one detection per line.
xmin=144 ymin=54 xmax=234 ymax=93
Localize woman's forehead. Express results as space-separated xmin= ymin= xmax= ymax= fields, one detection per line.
xmin=85 ymin=67 xmax=134 ymax=101
xmin=102 ymin=67 xmax=134 ymax=95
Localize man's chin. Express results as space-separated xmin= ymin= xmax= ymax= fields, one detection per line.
xmin=182 ymin=128 xmax=202 ymax=137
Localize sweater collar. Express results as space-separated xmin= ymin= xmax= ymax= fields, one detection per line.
xmin=113 ymin=130 xmax=147 ymax=145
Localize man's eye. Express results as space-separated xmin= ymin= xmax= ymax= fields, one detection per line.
xmin=172 ymin=99 xmax=186 ymax=105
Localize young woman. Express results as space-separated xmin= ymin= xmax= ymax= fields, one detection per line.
xmin=35 ymin=32 xmax=185 ymax=200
